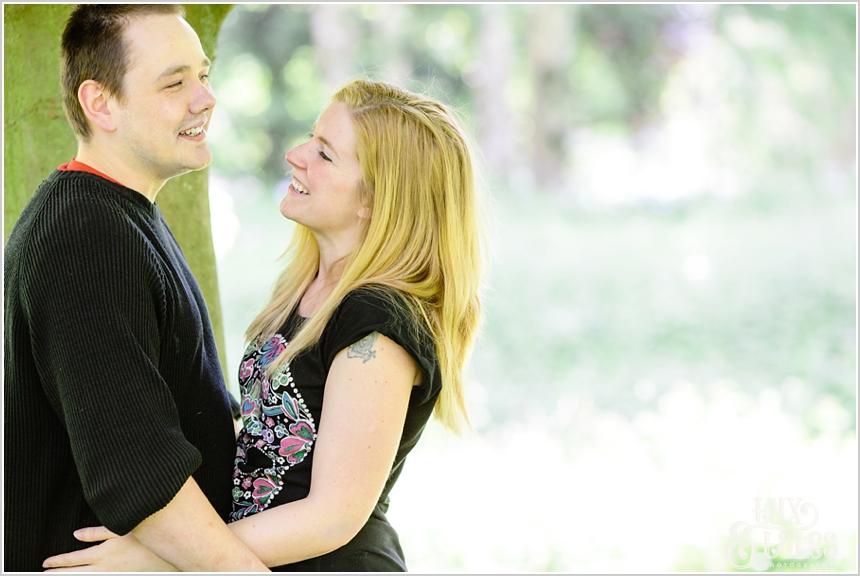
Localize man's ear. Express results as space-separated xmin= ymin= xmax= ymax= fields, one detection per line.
xmin=78 ymin=80 xmax=117 ymax=133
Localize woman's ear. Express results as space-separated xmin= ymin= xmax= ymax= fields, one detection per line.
xmin=356 ymin=181 xmax=373 ymax=220
xmin=78 ymin=80 xmax=117 ymax=134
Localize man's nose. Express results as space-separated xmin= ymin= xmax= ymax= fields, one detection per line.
xmin=190 ymin=81 xmax=216 ymax=115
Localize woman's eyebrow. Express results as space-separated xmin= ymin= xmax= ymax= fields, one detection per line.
xmin=314 ymin=133 xmax=341 ymax=160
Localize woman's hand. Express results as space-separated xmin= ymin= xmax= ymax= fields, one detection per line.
xmin=42 ymin=526 xmax=178 ymax=572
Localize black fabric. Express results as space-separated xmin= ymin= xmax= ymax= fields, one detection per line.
xmin=230 ymin=287 xmax=441 ymax=571
xmin=3 ymin=170 xmax=236 ymax=571
xmin=274 ymin=505 xmax=406 ymax=572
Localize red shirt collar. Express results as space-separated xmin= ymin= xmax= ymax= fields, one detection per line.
xmin=58 ymin=159 xmax=124 ymax=187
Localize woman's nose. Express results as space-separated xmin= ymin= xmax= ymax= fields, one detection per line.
xmin=285 ymin=143 xmax=305 ymax=169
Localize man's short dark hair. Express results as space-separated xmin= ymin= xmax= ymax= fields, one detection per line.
xmin=61 ymin=4 xmax=185 ymax=139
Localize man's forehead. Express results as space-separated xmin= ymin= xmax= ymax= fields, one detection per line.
xmin=156 ymin=59 xmax=212 ymax=80
xmin=122 ymin=14 xmax=207 ymax=75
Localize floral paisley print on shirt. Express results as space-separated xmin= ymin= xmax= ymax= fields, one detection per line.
xmin=230 ymin=334 xmax=316 ymax=521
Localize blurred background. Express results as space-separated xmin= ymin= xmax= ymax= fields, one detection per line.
xmin=206 ymin=4 xmax=856 ymax=572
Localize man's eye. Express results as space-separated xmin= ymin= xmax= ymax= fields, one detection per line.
xmin=200 ymin=74 xmax=210 ymax=83
xmin=166 ymin=81 xmax=182 ymax=89
xmin=318 ymin=150 xmax=332 ymax=162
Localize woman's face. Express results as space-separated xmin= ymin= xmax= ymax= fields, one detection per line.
xmin=281 ymin=102 xmax=368 ymax=239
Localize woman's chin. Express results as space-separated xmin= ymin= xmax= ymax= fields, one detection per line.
xmin=279 ymin=196 xmax=298 ymax=220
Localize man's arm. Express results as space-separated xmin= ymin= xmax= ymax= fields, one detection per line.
xmin=21 ymin=199 xmax=264 ymax=570
xmin=132 ymin=477 xmax=267 ymax=572
xmin=42 ymin=478 xmax=269 ymax=572
xmin=42 ymin=331 xmax=415 ymax=570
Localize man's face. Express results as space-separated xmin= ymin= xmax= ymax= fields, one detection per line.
xmin=111 ymin=14 xmax=215 ymax=182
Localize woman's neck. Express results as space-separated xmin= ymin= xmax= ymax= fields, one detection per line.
xmin=299 ymin=239 xmax=352 ymax=317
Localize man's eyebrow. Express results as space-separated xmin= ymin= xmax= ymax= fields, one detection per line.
xmin=156 ymin=58 xmax=211 ymax=80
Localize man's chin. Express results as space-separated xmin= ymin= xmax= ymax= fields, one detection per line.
xmin=188 ymin=158 xmax=212 ymax=172
xmin=162 ymin=158 xmax=212 ymax=182
xmin=181 ymin=151 xmax=213 ymax=173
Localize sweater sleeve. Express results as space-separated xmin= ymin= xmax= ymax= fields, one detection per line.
xmin=19 ymin=195 xmax=202 ymax=535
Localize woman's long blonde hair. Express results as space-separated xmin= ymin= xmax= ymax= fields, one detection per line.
xmin=246 ymin=79 xmax=482 ymax=432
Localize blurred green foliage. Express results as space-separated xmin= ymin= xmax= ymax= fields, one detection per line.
xmin=206 ymin=6 xmax=855 ymax=572
xmin=211 ymin=5 xmax=855 ymax=429
xmin=211 ymin=5 xmax=854 ymax=197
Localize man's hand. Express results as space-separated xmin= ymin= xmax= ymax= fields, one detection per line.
xmin=43 ymin=527 xmax=177 ymax=572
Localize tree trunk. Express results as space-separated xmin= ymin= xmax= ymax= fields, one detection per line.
xmin=3 ymin=4 xmax=233 ymax=369
xmin=474 ymin=4 xmax=516 ymax=185
xmin=527 ymin=5 xmax=575 ymax=195
xmin=371 ymin=3 xmax=411 ymax=86
xmin=3 ymin=5 xmax=76 ymax=234
xmin=309 ymin=5 xmax=358 ymax=93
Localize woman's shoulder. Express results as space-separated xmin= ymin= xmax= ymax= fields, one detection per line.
xmin=339 ymin=284 xmax=411 ymax=318
xmin=323 ymin=285 xmax=437 ymax=378
xmin=331 ymin=285 xmax=440 ymax=398
xmin=336 ymin=285 xmax=431 ymax=342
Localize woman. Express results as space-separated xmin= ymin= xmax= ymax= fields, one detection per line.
xmin=43 ymin=79 xmax=482 ymax=571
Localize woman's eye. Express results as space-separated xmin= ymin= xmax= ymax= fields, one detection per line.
xmin=200 ymin=74 xmax=210 ymax=83
xmin=307 ymin=132 xmax=332 ymax=162
xmin=166 ymin=81 xmax=182 ymax=89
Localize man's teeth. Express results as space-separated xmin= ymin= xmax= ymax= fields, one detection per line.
xmin=180 ymin=126 xmax=204 ymax=137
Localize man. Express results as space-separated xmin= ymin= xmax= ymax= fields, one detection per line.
xmin=3 ymin=5 xmax=266 ymax=571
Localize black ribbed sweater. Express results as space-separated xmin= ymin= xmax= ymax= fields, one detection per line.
xmin=3 ymin=170 xmax=236 ymax=571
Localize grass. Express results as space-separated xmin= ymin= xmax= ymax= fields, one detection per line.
xmin=473 ymin=190 xmax=856 ymax=429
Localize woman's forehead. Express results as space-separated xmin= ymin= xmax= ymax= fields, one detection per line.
xmin=316 ymin=103 xmax=358 ymax=160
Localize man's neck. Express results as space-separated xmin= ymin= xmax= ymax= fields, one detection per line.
xmin=75 ymin=142 xmax=165 ymax=202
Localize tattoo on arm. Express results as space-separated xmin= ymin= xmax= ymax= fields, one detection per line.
xmin=347 ymin=332 xmax=378 ymax=364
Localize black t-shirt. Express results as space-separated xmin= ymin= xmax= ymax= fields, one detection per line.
xmin=230 ymin=287 xmax=441 ymax=571
xmin=4 ymin=171 xmax=236 ymax=571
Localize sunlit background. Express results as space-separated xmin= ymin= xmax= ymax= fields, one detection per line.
xmin=206 ymin=4 xmax=856 ymax=572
